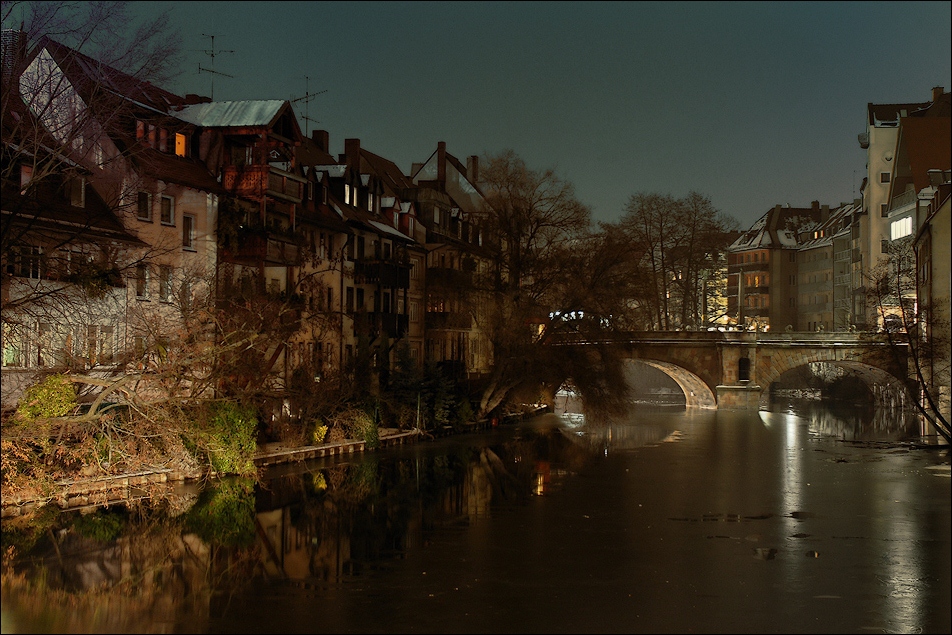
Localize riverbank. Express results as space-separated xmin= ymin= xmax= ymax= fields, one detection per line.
xmin=0 ymin=407 xmax=550 ymax=519
xmin=0 ymin=427 xmax=422 ymax=519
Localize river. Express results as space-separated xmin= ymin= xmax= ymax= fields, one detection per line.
xmin=1 ymin=401 xmax=949 ymax=634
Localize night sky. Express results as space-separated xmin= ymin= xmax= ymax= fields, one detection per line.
xmin=126 ymin=2 xmax=951 ymax=227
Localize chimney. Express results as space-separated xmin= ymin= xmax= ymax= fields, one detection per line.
xmin=1 ymin=29 xmax=27 ymax=84
xmin=437 ymin=141 xmax=446 ymax=184
xmin=932 ymin=86 xmax=945 ymax=102
xmin=811 ymin=200 xmax=820 ymax=212
xmin=467 ymin=155 xmax=479 ymax=182
xmin=184 ymin=93 xmax=212 ymax=105
xmin=312 ymin=130 xmax=329 ymax=153
xmin=344 ymin=138 xmax=360 ymax=172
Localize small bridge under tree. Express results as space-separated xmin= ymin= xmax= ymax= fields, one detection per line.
xmin=554 ymin=331 xmax=911 ymax=410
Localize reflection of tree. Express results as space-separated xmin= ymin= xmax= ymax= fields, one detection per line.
xmin=2 ymin=499 xmax=217 ymax=633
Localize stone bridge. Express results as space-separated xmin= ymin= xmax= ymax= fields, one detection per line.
xmin=555 ymin=331 xmax=910 ymax=410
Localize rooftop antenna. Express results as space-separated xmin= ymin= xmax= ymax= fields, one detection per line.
xmin=290 ymin=75 xmax=328 ymax=137
xmin=198 ymin=34 xmax=234 ymax=100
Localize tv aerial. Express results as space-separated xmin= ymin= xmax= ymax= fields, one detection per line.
xmin=197 ymin=34 xmax=234 ymax=100
xmin=290 ymin=75 xmax=328 ymax=137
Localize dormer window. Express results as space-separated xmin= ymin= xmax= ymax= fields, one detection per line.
xmin=69 ymin=177 xmax=85 ymax=208
xmin=175 ymin=133 xmax=188 ymax=157
xmin=20 ymin=165 xmax=33 ymax=193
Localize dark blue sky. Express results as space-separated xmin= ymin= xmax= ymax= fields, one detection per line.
xmin=133 ymin=1 xmax=951 ymax=227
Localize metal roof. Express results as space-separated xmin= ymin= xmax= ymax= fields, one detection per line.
xmin=174 ymin=100 xmax=288 ymax=128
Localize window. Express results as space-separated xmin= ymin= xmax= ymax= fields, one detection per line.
xmin=175 ymin=133 xmax=187 ymax=157
xmin=2 ymin=324 xmax=24 ymax=367
xmin=135 ymin=264 xmax=149 ymax=298
xmin=137 ymin=192 xmax=152 ymax=221
xmin=880 ymin=172 xmax=890 ymax=183
xmin=20 ymin=165 xmax=33 ymax=193
xmin=5 ymin=245 xmax=42 ymax=279
xmin=86 ymin=325 xmax=98 ymax=366
xmin=182 ymin=214 xmax=195 ymax=249
xmin=160 ymin=195 xmax=174 ymax=225
xmin=69 ymin=177 xmax=85 ymax=207
xmin=159 ymin=265 xmax=173 ymax=302
xmin=99 ymin=326 xmax=114 ymax=364
xmin=158 ymin=128 xmax=168 ymax=153
xmin=890 ymin=216 xmax=913 ymax=240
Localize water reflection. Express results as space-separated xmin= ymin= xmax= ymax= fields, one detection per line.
xmin=766 ymin=395 xmax=927 ymax=442
xmin=2 ymin=404 xmax=949 ymax=634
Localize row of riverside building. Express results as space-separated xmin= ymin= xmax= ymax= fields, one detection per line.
xmin=2 ymin=31 xmax=495 ymax=411
xmin=725 ymin=86 xmax=949 ymax=336
xmin=2 ymin=31 xmax=950 ymax=419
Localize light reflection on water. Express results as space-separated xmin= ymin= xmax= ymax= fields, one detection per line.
xmin=2 ymin=402 xmax=949 ymax=634
xmin=766 ymin=396 xmax=927 ymax=442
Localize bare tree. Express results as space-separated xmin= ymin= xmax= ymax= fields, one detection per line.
xmin=866 ymin=237 xmax=950 ymax=443
xmin=614 ymin=191 xmax=738 ymax=331
xmin=470 ymin=150 xmax=632 ymax=418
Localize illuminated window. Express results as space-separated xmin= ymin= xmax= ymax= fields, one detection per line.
xmin=175 ymin=133 xmax=187 ymax=157
xmin=890 ymin=216 xmax=913 ymax=240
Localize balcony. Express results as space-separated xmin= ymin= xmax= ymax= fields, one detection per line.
xmin=221 ymin=227 xmax=301 ymax=265
xmin=353 ymin=311 xmax=408 ymax=340
xmin=222 ymin=165 xmax=306 ymax=203
xmin=355 ymin=260 xmax=410 ymax=288
xmin=887 ymin=189 xmax=916 ymax=215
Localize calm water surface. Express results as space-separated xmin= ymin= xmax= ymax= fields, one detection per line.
xmin=2 ymin=403 xmax=950 ymax=634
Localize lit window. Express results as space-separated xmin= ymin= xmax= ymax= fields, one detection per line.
xmin=890 ymin=216 xmax=913 ymax=240
xmin=175 ymin=133 xmax=187 ymax=157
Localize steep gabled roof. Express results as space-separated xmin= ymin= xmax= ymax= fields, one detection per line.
xmin=359 ymin=148 xmax=414 ymax=194
xmin=175 ymin=100 xmax=294 ymax=130
xmin=730 ymin=204 xmax=826 ymax=251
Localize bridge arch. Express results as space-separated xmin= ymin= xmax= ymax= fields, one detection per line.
xmin=628 ymin=359 xmax=717 ymax=409
xmin=759 ymin=359 xmax=911 ymax=410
